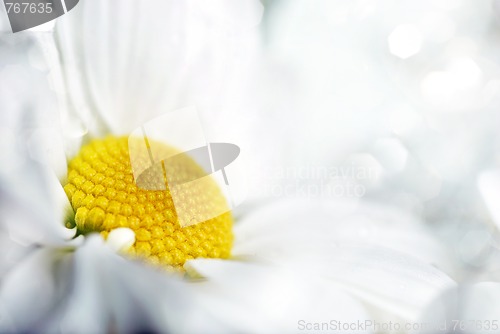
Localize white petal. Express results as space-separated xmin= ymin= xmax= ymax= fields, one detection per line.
xmin=232 ymin=199 xmax=455 ymax=320
xmin=0 ymin=159 xmax=76 ymax=246
xmin=0 ymin=236 xmax=212 ymax=333
xmin=31 ymin=235 xmax=221 ymax=333
xmin=0 ymin=247 xmax=74 ymax=332
xmin=478 ymin=169 xmax=500 ymax=230
xmin=26 ymin=127 xmax=68 ymax=181
xmin=0 ymin=5 xmax=10 ymax=32
xmin=297 ymin=243 xmax=456 ymax=322
xmin=53 ymin=0 xmax=263 ymax=135
xmin=106 ymin=228 xmax=135 ymax=252
xmin=234 ymin=198 xmax=452 ymax=272
xmin=415 ymin=282 xmax=500 ymax=334
xmin=0 ymin=62 xmax=75 ymax=245
xmin=186 ymin=258 xmax=372 ymax=334
xmin=0 ymin=231 xmax=31 ymax=278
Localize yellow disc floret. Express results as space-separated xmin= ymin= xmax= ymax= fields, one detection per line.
xmin=63 ymin=136 xmax=233 ymax=269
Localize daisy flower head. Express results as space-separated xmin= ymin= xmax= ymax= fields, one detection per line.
xmin=0 ymin=0 xmax=457 ymax=333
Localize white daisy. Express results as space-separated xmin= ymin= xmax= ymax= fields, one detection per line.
xmin=0 ymin=1 xmax=455 ymax=333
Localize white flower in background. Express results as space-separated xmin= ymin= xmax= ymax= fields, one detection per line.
xmin=410 ymin=170 xmax=500 ymax=334
xmin=0 ymin=0 xmax=457 ymax=333
xmin=415 ymin=170 xmax=500 ymax=333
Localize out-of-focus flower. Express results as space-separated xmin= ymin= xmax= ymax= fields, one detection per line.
xmin=414 ymin=282 xmax=500 ymax=334
xmin=0 ymin=0 xmax=456 ymax=333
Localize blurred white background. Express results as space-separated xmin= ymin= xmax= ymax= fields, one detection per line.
xmin=249 ymin=0 xmax=500 ymax=282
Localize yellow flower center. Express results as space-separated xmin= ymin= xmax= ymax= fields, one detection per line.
xmin=63 ymin=136 xmax=233 ymax=269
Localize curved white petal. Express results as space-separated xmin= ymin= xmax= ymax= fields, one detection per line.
xmin=0 ymin=159 xmax=76 ymax=246
xmin=53 ymin=0 xmax=263 ymax=136
xmin=0 ymin=231 xmax=31 ymax=278
xmin=26 ymin=127 xmax=68 ymax=181
xmin=232 ymin=199 xmax=455 ymax=321
xmin=0 ymin=52 xmax=75 ymax=245
xmin=0 ymin=42 xmax=69 ymax=179
xmin=478 ymin=169 xmax=500 ymax=230
xmin=415 ymin=282 xmax=500 ymax=334
xmin=106 ymin=228 xmax=136 ymax=253
xmin=0 ymin=126 xmax=74 ymax=246
xmin=234 ymin=198 xmax=452 ymax=272
xmin=52 ymin=235 xmax=261 ymax=333
xmin=0 ymin=235 xmax=230 ymax=333
xmin=0 ymin=247 xmax=73 ymax=332
xmin=299 ymin=244 xmax=455 ymax=322
xmin=186 ymin=258 xmax=371 ymax=334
